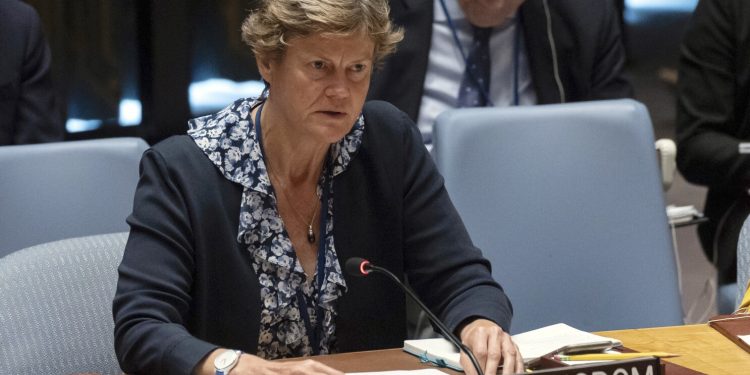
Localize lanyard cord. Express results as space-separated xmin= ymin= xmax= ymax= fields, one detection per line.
xmin=253 ymin=103 xmax=331 ymax=355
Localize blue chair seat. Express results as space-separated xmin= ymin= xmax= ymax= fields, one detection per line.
xmin=0 ymin=233 xmax=128 ymax=374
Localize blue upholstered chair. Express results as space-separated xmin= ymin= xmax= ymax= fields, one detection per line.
xmin=432 ymin=99 xmax=684 ymax=333
xmin=0 ymin=232 xmax=128 ymax=375
xmin=0 ymin=138 xmax=147 ymax=258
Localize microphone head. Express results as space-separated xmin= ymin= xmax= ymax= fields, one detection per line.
xmin=345 ymin=257 xmax=371 ymax=277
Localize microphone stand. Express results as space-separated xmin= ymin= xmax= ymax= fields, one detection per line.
xmin=365 ymin=263 xmax=485 ymax=375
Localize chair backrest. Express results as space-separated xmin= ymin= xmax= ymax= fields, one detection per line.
xmin=432 ymin=99 xmax=683 ymax=333
xmin=0 ymin=232 xmax=128 ymax=375
xmin=0 ymin=137 xmax=147 ymax=257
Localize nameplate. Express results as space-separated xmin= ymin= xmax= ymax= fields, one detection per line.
xmin=530 ymin=357 xmax=661 ymax=375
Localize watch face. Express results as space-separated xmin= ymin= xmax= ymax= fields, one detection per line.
xmin=215 ymin=350 xmax=239 ymax=369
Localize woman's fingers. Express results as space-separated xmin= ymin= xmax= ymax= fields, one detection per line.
xmin=459 ymin=318 xmax=524 ymax=375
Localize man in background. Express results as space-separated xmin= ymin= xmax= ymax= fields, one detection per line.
xmin=0 ymin=0 xmax=63 ymax=145
xmin=676 ymin=0 xmax=750 ymax=288
xmin=369 ymin=0 xmax=632 ymax=143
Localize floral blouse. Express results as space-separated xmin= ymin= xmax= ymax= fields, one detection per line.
xmin=186 ymin=98 xmax=363 ymax=358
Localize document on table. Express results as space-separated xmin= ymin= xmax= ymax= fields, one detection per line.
xmin=401 ymin=323 xmax=622 ymax=370
xmin=348 ymin=370 xmax=446 ymax=375
xmin=510 ymin=323 xmax=622 ymax=362
xmin=741 ymin=334 xmax=750 ymax=346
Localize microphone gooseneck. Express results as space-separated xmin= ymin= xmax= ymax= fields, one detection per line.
xmin=344 ymin=257 xmax=485 ymax=375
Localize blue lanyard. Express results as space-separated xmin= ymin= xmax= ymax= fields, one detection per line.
xmin=437 ymin=0 xmax=521 ymax=106
xmin=253 ymin=103 xmax=331 ymax=355
xmin=296 ymin=167 xmax=330 ymax=356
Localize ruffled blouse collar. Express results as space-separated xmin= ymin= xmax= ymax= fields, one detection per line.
xmin=186 ymin=97 xmax=363 ymax=242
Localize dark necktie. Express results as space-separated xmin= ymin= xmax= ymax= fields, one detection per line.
xmin=457 ymin=26 xmax=492 ymax=107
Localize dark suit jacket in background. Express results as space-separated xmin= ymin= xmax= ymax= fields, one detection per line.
xmin=368 ymin=0 xmax=633 ymax=121
xmin=113 ymin=101 xmax=513 ymax=375
xmin=0 ymin=0 xmax=62 ymax=145
xmin=676 ymin=0 xmax=750 ymax=283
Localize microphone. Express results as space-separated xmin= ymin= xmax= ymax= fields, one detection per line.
xmin=345 ymin=257 xmax=485 ymax=375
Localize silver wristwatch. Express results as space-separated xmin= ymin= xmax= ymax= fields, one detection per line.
xmin=214 ymin=349 xmax=242 ymax=375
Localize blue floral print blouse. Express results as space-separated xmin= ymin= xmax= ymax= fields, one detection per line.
xmin=186 ymin=98 xmax=363 ymax=359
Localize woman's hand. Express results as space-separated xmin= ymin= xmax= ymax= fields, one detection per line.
xmin=195 ymin=349 xmax=344 ymax=375
xmin=458 ymin=318 xmax=524 ymax=375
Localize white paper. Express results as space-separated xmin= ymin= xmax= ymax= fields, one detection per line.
xmin=739 ymin=334 xmax=750 ymax=346
xmin=348 ymin=370 xmax=447 ymax=375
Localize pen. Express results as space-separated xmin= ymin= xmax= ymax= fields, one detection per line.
xmin=555 ymin=352 xmax=679 ymax=361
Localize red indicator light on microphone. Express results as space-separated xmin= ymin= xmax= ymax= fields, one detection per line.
xmin=359 ymin=260 xmax=370 ymax=275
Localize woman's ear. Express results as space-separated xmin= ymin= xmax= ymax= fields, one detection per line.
xmin=256 ymin=56 xmax=272 ymax=85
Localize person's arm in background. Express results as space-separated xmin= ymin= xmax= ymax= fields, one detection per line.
xmin=12 ymin=2 xmax=63 ymax=144
xmin=589 ymin=0 xmax=633 ymax=100
xmin=676 ymin=0 xmax=750 ymax=191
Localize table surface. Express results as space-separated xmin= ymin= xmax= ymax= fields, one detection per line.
xmin=598 ymin=323 xmax=750 ymax=375
xmin=288 ymin=348 xmax=459 ymax=373
xmin=295 ymin=324 xmax=750 ymax=374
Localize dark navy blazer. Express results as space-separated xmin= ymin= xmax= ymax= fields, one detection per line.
xmin=113 ymin=100 xmax=513 ymax=375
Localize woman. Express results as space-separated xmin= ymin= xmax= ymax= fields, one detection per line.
xmin=113 ymin=1 xmax=522 ymax=374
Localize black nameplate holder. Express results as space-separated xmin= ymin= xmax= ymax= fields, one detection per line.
xmin=524 ymin=356 xmax=662 ymax=375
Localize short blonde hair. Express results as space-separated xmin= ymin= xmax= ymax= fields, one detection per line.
xmin=241 ymin=0 xmax=403 ymax=65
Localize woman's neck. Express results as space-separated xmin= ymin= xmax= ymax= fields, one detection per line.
xmin=255 ymin=103 xmax=328 ymax=186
